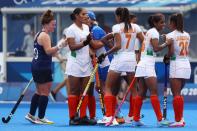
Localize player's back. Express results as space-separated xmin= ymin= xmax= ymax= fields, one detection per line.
xmin=166 ymin=30 xmax=190 ymax=60
xmin=112 ymin=22 xmax=141 ymax=53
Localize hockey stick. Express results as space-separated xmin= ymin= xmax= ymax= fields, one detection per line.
xmin=106 ymin=77 xmax=136 ymax=126
xmin=2 ymin=78 xmax=34 ymax=123
xmin=92 ymin=56 xmax=106 ymax=116
xmin=75 ymin=64 xmax=99 ymax=117
xmin=163 ymin=63 xmax=168 ymax=120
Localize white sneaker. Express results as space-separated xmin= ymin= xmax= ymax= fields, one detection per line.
xmin=169 ymin=118 xmax=185 ymax=127
xmin=131 ymin=120 xmax=144 ymax=127
xmin=97 ymin=116 xmax=109 ymax=124
xmin=125 ymin=116 xmax=133 ymax=123
xmin=25 ymin=113 xmax=40 ymax=124
xmin=157 ymin=118 xmax=171 ymax=127
xmin=97 ymin=116 xmax=119 ymax=126
xmin=37 ymin=117 xmax=54 ymax=125
xmin=111 ymin=118 xmax=119 ymax=126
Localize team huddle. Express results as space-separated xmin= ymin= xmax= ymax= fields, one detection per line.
xmin=25 ymin=7 xmax=191 ymax=128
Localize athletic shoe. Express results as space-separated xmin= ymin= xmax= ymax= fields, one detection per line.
xmin=157 ymin=118 xmax=170 ymax=127
xmin=131 ymin=120 xmax=145 ymax=127
xmin=125 ymin=116 xmax=134 ymax=123
xmin=79 ymin=116 xmax=97 ymax=125
xmin=97 ymin=116 xmax=119 ymax=126
xmin=69 ymin=116 xmax=80 ymax=126
xmin=97 ymin=116 xmax=109 ymax=124
xmin=69 ymin=118 xmax=80 ymax=125
xmin=37 ymin=117 xmax=54 ymax=125
xmin=169 ymin=118 xmax=185 ymax=127
xmin=25 ymin=113 xmax=40 ymax=124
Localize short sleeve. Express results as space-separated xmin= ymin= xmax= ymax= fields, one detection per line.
xmin=112 ymin=24 xmax=120 ymax=34
xmin=151 ymin=29 xmax=159 ymax=39
xmin=133 ymin=24 xmax=142 ymax=33
xmin=66 ymin=27 xmax=75 ymax=38
xmin=92 ymin=27 xmax=106 ymax=40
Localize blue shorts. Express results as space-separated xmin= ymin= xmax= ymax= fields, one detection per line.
xmin=98 ymin=66 xmax=109 ymax=81
xmin=32 ymin=69 xmax=53 ymax=84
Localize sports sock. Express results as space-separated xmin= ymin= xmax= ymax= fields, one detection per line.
xmin=173 ymin=95 xmax=184 ymax=122
xmin=88 ymin=95 xmax=96 ymax=119
xmin=150 ymin=95 xmax=163 ymax=121
xmin=104 ymin=95 xmax=114 ymax=117
xmin=134 ymin=96 xmax=143 ymax=121
xmin=112 ymin=95 xmax=117 ymax=116
xmin=29 ymin=93 xmax=40 ymax=116
xmin=129 ymin=95 xmax=136 ymax=117
xmin=80 ymin=95 xmax=88 ymax=118
xmin=38 ymin=95 xmax=48 ymax=119
xmin=68 ymin=95 xmax=79 ymax=119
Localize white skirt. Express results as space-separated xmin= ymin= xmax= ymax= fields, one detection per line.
xmin=169 ymin=59 xmax=191 ymax=79
xmin=109 ymin=52 xmax=137 ymax=73
xmin=135 ymin=57 xmax=156 ymax=77
xmin=65 ymin=58 xmax=93 ymax=77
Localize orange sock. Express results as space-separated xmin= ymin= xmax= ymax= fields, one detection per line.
xmin=150 ymin=95 xmax=163 ymax=121
xmin=88 ymin=95 xmax=96 ymax=119
xmin=104 ymin=95 xmax=114 ymax=117
xmin=68 ymin=95 xmax=79 ymax=119
xmin=134 ymin=96 xmax=143 ymax=121
xmin=80 ymin=95 xmax=88 ymax=118
xmin=173 ymin=95 xmax=184 ymax=122
xmin=129 ymin=95 xmax=136 ymax=117
xmin=112 ymin=96 xmax=117 ymax=116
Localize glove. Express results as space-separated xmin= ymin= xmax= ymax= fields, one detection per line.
xmin=97 ymin=53 xmax=106 ymax=64
xmin=163 ymin=54 xmax=170 ymax=65
xmin=57 ymin=39 xmax=67 ymax=49
xmin=83 ymin=33 xmax=92 ymax=46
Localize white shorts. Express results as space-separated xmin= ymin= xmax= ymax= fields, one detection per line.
xmin=169 ymin=59 xmax=191 ymax=79
xmin=135 ymin=57 xmax=156 ymax=78
xmin=65 ymin=59 xmax=93 ymax=77
xmin=109 ymin=52 xmax=137 ymax=73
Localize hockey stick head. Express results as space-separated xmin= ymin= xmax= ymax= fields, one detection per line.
xmin=2 ymin=116 xmax=11 ymax=124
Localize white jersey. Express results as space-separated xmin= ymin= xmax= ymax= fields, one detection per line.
xmin=112 ymin=23 xmax=141 ymax=53
xmin=135 ymin=28 xmax=159 ymax=78
xmin=166 ymin=30 xmax=191 ymax=79
xmin=166 ymin=30 xmax=190 ymax=60
xmin=109 ymin=23 xmax=141 ymax=72
xmin=65 ymin=23 xmax=92 ymax=77
xmin=141 ymin=27 xmax=159 ymax=59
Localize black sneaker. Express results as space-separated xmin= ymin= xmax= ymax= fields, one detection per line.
xmin=89 ymin=118 xmax=97 ymax=125
xmin=69 ymin=117 xmax=80 ymax=125
xmin=79 ymin=116 xmax=97 ymax=125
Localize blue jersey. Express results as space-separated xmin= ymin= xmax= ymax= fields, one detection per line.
xmin=91 ymin=24 xmax=106 ymax=40
xmin=32 ymin=31 xmax=52 ymax=70
xmin=90 ymin=24 xmax=113 ymax=62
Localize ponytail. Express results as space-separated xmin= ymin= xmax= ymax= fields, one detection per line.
xmin=115 ymin=7 xmax=131 ymax=33
xmin=176 ymin=13 xmax=184 ymax=33
xmin=148 ymin=15 xmax=154 ymax=28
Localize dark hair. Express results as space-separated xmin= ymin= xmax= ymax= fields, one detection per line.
xmin=170 ymin=13 xmax=184 ymax=33
xmin=148 ymin=13 xmax=164 ymax=28
xmin=130 ymin=13 xmax=136 ymax=20
xmin=70 ymin=8 xmax=83 ymax=21
xmin=115 ymin=7 xmax=131 ymax=32
xmin=41 ymin=10 xmax=54 ymax=25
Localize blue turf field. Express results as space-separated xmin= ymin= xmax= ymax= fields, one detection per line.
xmin=0 ymin=102 xmax=196 ymax=131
